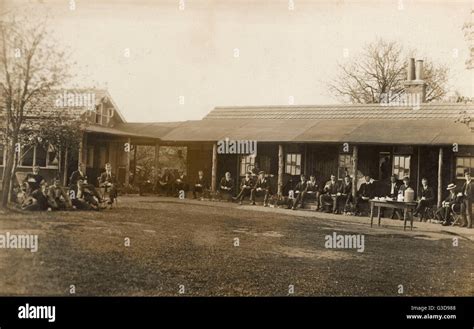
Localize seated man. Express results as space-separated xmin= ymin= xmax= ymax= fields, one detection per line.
xmin=69 ymin=163 xmax=103 ymax=202
xmin=435 ymin=183 xmax=461 ymax=226
xmin=355 ymin=175 xmax=374 ymax=216
xmin=338 ymin=175 xmax=353 ymax=214
xmin=250 ymin=171 xmax=271 ymax=207
xmin=219 ymin=172 xmax=235 ymax=201
xmin=291 ymin=175 xmax=308 ymax=210
xmin=72 ymin=179 xmax=100 ymax=211
xmin=173 ymin=172 xmax=188 ymax=197
xmin=22 ymin=182 xmax=49 ymax=211
xmin=99 ymin=163 xmax=118 ymax=205
xmin=23 ymin=165 xmax=45 ymax=196
xmin=235 ymin=171 xmax=254 ymax=205
xmin=386 ymin=174 xmax=400 ymax=200
xmin=318 ymin=174 xmax=339 ymax=213
xmin=413 ymin=177 xmax=434 ymax=221
xmin=47 ymin=178 xmax=73 ymax=210
xmin=192 ymin=170 xmax=209 ymax=199
xmin=156 ymin=168 xmax=173 ymax=196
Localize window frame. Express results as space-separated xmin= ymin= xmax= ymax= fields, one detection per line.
xmin=392 ymin=155 xmax=411 ymax=180
xmin=285 ymin=153 xmax=302 ymax=176
xmin=455 ymin=156 xmax=474 ymax=179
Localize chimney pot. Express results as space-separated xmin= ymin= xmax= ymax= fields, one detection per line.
xmin=407 ymin=58 xmax=415 ymax=81
xmin=415 ymin=60 xmax=424 ymax=80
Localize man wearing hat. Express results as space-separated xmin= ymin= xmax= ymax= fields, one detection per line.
xmin=460 ymin=170 xmax=473 ymax=228
xmin=250 ymin=171 xmax=271 ymax=207
xmin=235 ymin=171 xmax=254 ymax=205
xmin=291 ymin=174 xmax=308 ymax=210
xmin=436 ymin=183 xmax=459 ymax=225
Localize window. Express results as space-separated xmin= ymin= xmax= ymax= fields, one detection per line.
xmin=20 ymin=145 xmax=34 ymax=167
xmin=456 ymin=156 xmax=474 ymax=178
xmin=240 ymin=155 xmax=256 ymax=176
xmin=95 ymin=105 xmax=113 ymax=126
xmin=285 ymin=153 xmax=301 ymax=176
xmin=338 ymin=154 xmax=353 ymax=179
xmin=393 ymin=155 xmax=411 ymax=179
xmin=0 ymin=144 xmax=4 ymax=166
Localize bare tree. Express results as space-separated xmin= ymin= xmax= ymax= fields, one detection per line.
xmin=328 ymin=39 xmax=449 ymax=104
xmin=0 ymin=14 xmax=70 ymax=207
xmin=463 ymin=9 xmax=474 ymax=69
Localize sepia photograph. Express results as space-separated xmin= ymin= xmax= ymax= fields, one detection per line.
xmin=0 ymin=0 xmax=473 ymax=326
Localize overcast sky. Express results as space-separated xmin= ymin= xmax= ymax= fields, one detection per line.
xmin=4 ymin=0 xmax=474 ymax=122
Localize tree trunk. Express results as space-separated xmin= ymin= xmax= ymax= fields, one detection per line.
xmin=1 ymin=139 xmax=16 ymax=207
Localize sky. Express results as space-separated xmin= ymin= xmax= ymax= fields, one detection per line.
xmin=4 ymin=0 xmax=474 ymax=122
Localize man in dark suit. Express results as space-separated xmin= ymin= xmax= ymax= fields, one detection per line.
xmin=157 ymin=168 xmax=173 ymax=196
xmin=338 ymin=175 xmax=353 ymax=214
xmin=173 ymin=172 xmax=188 ymax=196
xmin=291 ymin=175 xmax=308 ymax=210
xmin=460 ymin=170 xmax=473 ymax=228
xmin=219 ymin=171 xmax=235 ymax=201
xmin=99 ymin=163 xmax=118 ymax=205
xmin=355 ymin=175 xmax=374 ymax=216
xmin=24 ymin=165 xmax=45 ymax=196
xmin=250 ymin=171 xmax=271 ymax=207
xmin=436 ymin=183 xmax=460 ymax=225
xmin=192 ymin=170 xmax=209 ymax=199
xmin=386 ymin=174 xmax=400 ymax=200
xmin=236 ymin=171 xmax=254 ymax=205
xmin=413 ymin=177 xmax=435 ymax=221
xmin=69 ymin=162 xmax=103 ymax=202
xmin=318 ymin=174 xmax=340 ymax=213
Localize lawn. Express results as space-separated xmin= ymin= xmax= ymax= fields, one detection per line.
xmin=0 ymin=196 xmax=472 ymax=296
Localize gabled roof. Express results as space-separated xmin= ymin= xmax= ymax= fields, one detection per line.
xmin=17 ymin=88 xmax=126 ymax=123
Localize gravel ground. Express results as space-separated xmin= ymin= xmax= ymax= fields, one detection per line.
xmin=0 ymin=196 xmax=472 ymax=296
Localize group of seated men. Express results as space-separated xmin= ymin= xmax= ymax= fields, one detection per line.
xmin=179 ymin=169 xmax=472 ymax=228
xmin=19 ymin=163 xmax=118 ymax=211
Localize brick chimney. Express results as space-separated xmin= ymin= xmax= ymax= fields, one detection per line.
xmin=404 ymin=58 xmax=426 ymax=105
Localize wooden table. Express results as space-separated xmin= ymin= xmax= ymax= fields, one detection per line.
xmin=369 ymin=199 xmax=418 ymax=230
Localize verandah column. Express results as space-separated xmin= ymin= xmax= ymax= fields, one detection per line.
xmin=437 ymin=147 xmax=443 ymax=208
xmin=125 ymin=137 xmax=131 ymax=186
xmin=154 ymin=141 xmax=160 ymax=185
xmin=277 ymin=144 xmax=284 ymax=196
xmin=211 ymin=142 xmax=217 ymax=193
xmin=352 ymin=145 xmax=358 ymax=199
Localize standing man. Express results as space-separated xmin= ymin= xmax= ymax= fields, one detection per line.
xmin=250 ymin=171 xmax=271 ymax=207
xmin=99 ymin=163 xmax=118 ymax=205
xmin=460 ymin=170 xmax=473 ymax=228
xmin=413 ymin=177 xmax=434 ymax=221
xmin=235 ymin=171 xmax=254 ymax=205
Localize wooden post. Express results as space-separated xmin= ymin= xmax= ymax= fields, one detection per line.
xmin=78 ymin=134 xmax=83 ymax=166
xmin=63 ymin=148 xmax=68 ymax=186
xmin=352 ymin=145 xmax=358 ymax=199
xmin=278 ymin=144 xmax=284 ymax=196
xmin=211 ymin=143 xmax=217 ymax=192
xmin=125 ymin=137 xmax=131 ymax=186
xmin=416 ymin=146 xmax=421 ymax=198
xmin=437 ymin=147 xmax=443 ymax=208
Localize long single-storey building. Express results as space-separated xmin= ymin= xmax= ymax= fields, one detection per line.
xmin=1 ymin=60 xmax=473 ymax=206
